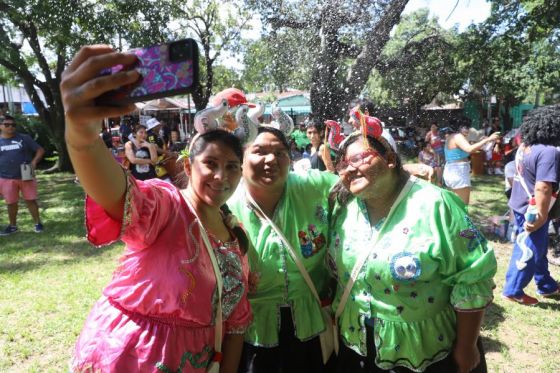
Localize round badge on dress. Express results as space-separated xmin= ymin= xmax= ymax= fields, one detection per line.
xmin=389 ymin=252 xmax=421 ymax=282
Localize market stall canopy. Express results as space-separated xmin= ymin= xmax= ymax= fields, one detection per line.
xmin=141 ymin=97 xmax=194 ymax=111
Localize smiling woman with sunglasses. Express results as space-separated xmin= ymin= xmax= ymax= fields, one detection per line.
xmin=327 ymin=115 xmax=497 ymax=373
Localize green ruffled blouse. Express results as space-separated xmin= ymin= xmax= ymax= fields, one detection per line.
xmin=229 ymin=170 xmax=338 ymax=347
xmin=328 ymin=177 xmax=497 ymax=372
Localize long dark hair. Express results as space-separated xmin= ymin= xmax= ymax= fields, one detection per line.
xmin=186 ymin=130 xmax=250 ymax=254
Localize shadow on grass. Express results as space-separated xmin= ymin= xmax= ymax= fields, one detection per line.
xmin=0 ymin=256 xmax=84 ymax=273
xmin=0 ymin=173 xmax=122 ymax=274
xmin=533 ymin=299 xmax=560 ymax=311
xmin=480 ymin=335 xmax=507 ymax=354
xmin=0 ymin=239 xmax=119 ymax=274
xmin=483 ymin=302 xmax=506 ymax=331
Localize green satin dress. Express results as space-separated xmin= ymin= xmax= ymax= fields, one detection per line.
xmin=229 ymin=169 xmax=339 ymax=347
xmin=329 ymin=177 xmax=497 ymax=372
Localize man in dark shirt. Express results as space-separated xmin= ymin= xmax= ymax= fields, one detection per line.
xmin=146 ymin=117 xmax=166 ymax=155
xmin=0 ymin=115 xmax=45 ymax=235
xmin=119 ymin=116 xmax=134 ymax=144
xmin=503 ymin=105 xmax=560 ymax=305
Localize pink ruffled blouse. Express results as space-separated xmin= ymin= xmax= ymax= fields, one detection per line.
xmin=71 ymin=176 xmax=252 ymax=372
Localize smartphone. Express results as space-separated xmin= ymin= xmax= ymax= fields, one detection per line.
xmin=96 ymin=39 xmax=199 ymax=106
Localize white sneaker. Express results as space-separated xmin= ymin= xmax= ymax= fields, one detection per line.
xmin=494 ymin=168 xmax=504 ymax=175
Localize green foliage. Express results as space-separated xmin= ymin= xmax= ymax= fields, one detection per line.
xmin=11 ymin=114 xmax=57 ymax=158
xmin=457 ymin=0 xmax=560 ymax=107
xmin=211 ymin=65 xmax=245 ymax=92
xmin=0 ymin=0 xmax=175 ymax=171
xmin=241 ymin=29 xmax=315 ymax=92
xmin=366 ymin=9 xmax=463 ymax=112
xmin=170 ymin=0 xmax=254 ymax=108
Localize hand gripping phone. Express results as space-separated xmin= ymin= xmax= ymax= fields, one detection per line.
xmin=96 ymin=38 xmax=199 ymax=106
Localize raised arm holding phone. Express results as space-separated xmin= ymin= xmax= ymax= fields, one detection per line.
xmin=62 ymin=43 xmax=251 ymax=373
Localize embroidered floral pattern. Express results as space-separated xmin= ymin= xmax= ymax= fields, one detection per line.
xmin=214 ymin=245 xmax=245 ymax=319
xmin=178 ymin=267 xmax=196 ymax=305
xmin=155 ymin=345 xmax=213 ymax=372
xmin=315 ymin=205 xmax=328 ymax=224
xmin=462 ymin=215 xmax=487 ymax=252
xmin=298 ymin=224 xmax=326 ymax=258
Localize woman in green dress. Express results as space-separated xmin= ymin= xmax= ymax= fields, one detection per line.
xmin=328 ymin=117 xmax=497 ymax=373
xmin=228 ymin=126 xmax=338 ymax=372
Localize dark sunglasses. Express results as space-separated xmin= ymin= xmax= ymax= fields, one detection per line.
xmin=2 ymin=122 xmax=16 ymax=127
xmin=336 ymin=149 xmax=379 ymax=175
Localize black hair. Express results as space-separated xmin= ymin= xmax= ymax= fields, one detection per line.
xmin=187 ymin=130 xmax=249 ymax=254
xmin=189 ymin=130 xmax=243 ymax=162
xmin=349 ymin=99 xmax=376 ymax=116
xmin=329 ymin=134 xmax=404 ymax=208
xmin=256 ymin=126 xmax=290 ymax=151
xmin=219 ymin=204 xmax=250 ymax=255
xmin=520 ymin=105 xmax=560 ymax=146
xmin=305 ymin=119 xmax=325 ymax=134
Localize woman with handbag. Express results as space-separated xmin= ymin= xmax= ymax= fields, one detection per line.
xmin=327 ymin=113 xmax=497 ymax=373
xmin=62 ymin=46 xmax=252 ymax=372
xmin=227 ymin=124 xmax=339 ymax=372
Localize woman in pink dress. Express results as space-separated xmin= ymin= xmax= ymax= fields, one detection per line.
xmin=62 ymin=46 xmax=251 ymax=372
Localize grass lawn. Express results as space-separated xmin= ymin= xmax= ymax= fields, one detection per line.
xmin=1 ymin=173 xmax=559 ymax=372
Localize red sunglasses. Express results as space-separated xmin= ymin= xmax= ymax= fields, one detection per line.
xmin=336 ymin=149 xmax=379 ymax=175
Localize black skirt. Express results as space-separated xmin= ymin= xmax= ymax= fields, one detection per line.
xmin=238 ymin=307 xmax=335 ymax=373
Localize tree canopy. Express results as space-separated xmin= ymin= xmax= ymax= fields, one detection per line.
xmin=456 ymin=0 xmax=560 ymax=128
xmin=366 ymin=8 xmax=462 ymax=117
xmin=0 ymin=0 xmax=171 ymax=171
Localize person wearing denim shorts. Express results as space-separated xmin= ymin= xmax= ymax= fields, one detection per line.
xmin=0 ymin=115 xmax=45 ymax=235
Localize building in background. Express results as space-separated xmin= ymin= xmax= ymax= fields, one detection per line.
xmin=0 ymin=84 xmax=44 ymax=116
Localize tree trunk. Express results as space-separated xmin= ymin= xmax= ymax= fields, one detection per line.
xmin=309 ymin=0 xmax=410 ymax=123
xmin=53 ymin=116 xmax=73 ymax=173
xmin=502 ymin=96 xmax=515 ymax=131
xmin=191 ymin=84 xmax=208 ymax=111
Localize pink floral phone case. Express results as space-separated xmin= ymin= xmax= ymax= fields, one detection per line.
xmin=96 ymin=39 xmax=198 ymax=106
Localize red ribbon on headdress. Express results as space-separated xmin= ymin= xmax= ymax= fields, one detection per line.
xmin=349 ymin=107 xmax=383 ymax=150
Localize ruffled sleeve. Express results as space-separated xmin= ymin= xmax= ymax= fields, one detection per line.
xmin=85 ymin=174 xmax=179 ymax=250
xmin=433 ymin=191 xmax=497 ymax=311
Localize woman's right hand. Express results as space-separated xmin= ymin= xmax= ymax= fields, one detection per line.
xmin=61 ymin=45 xmax=140 ymax=148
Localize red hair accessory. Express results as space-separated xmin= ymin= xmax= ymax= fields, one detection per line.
xmin=324 ymin=120 xmax=345 ymax=150
xmin=349 ymin=107 xmax=382 ymax=138
xmin=363 ymin=116 xmax=383 ymax=138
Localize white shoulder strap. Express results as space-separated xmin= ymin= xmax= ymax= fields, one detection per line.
xmin=334 ymin=177 xmax=415 ymax=322
xmin=245 ymin=192 xmax=322 ymax=304
xmin=514 ymin=143 xmax=533 ymax=198
xmin=180 ymin=190 xmax=223 ymax=360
